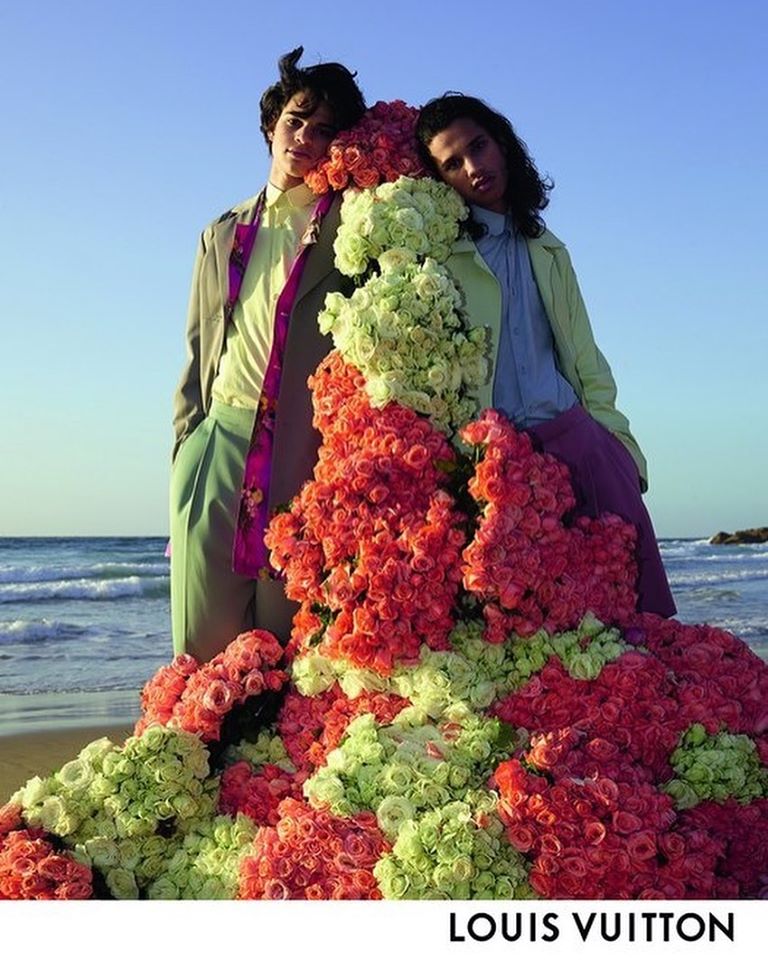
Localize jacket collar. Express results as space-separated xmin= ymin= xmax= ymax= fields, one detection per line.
xmin=527 ymin=228 xmax=565 ymax=252
xmin=453 ymin=225 xmax=564 ymax=256
xmin=210 ymin=191 xmax=340 ymax=317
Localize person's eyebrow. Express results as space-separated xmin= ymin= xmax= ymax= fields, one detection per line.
xmin=285 ymin=108 xmax=336 ymax=130
xmin=440 ymin=134 xmax=485 ymax=167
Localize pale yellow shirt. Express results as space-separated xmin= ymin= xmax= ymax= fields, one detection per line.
xmin=211 ymin=181 xmax=316 ymax=409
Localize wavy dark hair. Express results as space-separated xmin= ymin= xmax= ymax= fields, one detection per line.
xmin=259 ymin=46 xmax=366 ymax=148
xmin=416 ymin=93 xmax=553 ymax=238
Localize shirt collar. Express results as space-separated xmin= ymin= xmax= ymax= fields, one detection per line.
xmin=265 ymin=181 xmax=316 ymax=210
xmin=471 ymin=204 xmax=514 ymax=238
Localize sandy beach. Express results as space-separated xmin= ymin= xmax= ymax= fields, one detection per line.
xmin=0 ymin=723 xmax=133 ymax=802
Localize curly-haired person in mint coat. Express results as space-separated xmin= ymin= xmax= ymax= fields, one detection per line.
xmin=170 ymin=48 xmax=365 ymax=662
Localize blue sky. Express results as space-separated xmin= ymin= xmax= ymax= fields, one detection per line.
xmin=1 ymin=0 xmax=766 ymax=538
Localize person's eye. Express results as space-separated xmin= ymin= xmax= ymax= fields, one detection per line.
xmin=443 ymin=158 xmax=459 ymax=172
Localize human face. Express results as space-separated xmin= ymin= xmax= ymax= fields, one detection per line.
xmin=267 ymin=91 xmax=337 ymax=190
xmin=427 ymin=118 xmax=509 ymax=213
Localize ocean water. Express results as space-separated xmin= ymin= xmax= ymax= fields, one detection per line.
xmin=0 ymin=537 xmax=171 ymax=698
xmin=0 ymin=536 xmax=766 ymax=730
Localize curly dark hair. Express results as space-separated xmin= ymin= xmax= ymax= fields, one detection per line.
xmin=416 ymin=93 xmax=553 ymax=238
xmin=259 ymin=46 xmax=366 ymax=148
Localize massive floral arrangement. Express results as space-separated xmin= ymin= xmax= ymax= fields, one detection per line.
xmin=305 ymin=100 xmax=426 ymax=194
xmin=3 ymin=102 xmax=767 ymax=900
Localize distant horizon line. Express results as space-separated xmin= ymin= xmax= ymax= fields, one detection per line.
xmin=0 ymin=533 xmax=715 ymax=542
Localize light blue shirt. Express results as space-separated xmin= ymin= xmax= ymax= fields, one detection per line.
xmin=472 ymin=205 xmax=578 ymax=427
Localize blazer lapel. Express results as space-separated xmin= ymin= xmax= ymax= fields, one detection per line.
xmin=292 ymin=193 xmax=342 ymax=308
xmin=210 ymin=194 xmax=264 ymax=319
xmin=211 ymin=217 xmax=238 ymax=320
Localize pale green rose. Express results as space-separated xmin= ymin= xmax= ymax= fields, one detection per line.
xmin=474 ymin=868 xmax=497 ymax=894
xmin=567 ymin=652 xmax=602 ymax=681
xmin=419 ymin=783 xmax=451 ymax=808
xmin=106 ymin=867 xmax=140 ymax=900
xmin=417 ymin=818 xmax=441 ymax=852
xmin=212 ymin=817 xmax=237 ymax=846
xmin=664 ymin=779 xmax=700 ymax=809
xmin=451 ymin=856 xmax=475 ymax=883
xmin=19 ymin=775 xmax=51 ymax=808
xmin=497 ymin=874 xmax=527 ymax=899
xmin=447 ymin=766 xmax=471 ymax=790
xmin=468 ymin=680 xmax=497 ymax=709
xmin=292 ymin=652 xmax=337 ymax=695
xmin=375 ymin=859 xmax=411 ymax=899
xmin=684 ymin=723 xmax=708 ymax=748
xmin=80 ymin=813 xmax=118 ymax=841
xmin=101 ymin=752 xmax=123 ymax=779
xmin=184 ymin=872 xmax=205 ymax=897
xmin=376 ymin=795 xmax=416 ymax=839
xmin=139 ymin=835 xmax=170 ymax=859
xmin=37 ymin=795 xmax=78 ymax=836
xmin=304 ymin=772 xmax=348 ymax=811
xmin=140 ymin=854 xmax=167 ymax=880
xmin=334 ymin=233 xmax=370 ymax=275
xmin=366 ymin=376 xmax=392 ymax=407
xmin=432 ymin=862 xmax=455 ymax=892
xmin=378 ymin=247 xmax=418 ymax=274
xmin=392 ymin=821 xmax=423 ymax=858
xmin=118 ymin=779 xmax=141 ymax=801
xmin=84 ymin=836 xmax=121 ymax=869
xmin=381 ymin=762 xmax=414 ymax=794
xmin=147 ymin=876 xmax=180 ymax=900
xmin=199 ymin=876 xmax=230 ymax=900
xmin=338 ymin=667 xmax=390 ymax=699
xmin=114 ymin=838 xmax=141 ymax=870
xmin=431 ymin=763 xmax=451 ymax=787
xmin=686 ymin=761 xmax=715 ymax=784
xmin=173 ymin=794 xmax=202 ymax=820
xmin=56 ymin=758 xmax=95 ymax=795
xmin=78 ymin=736 xmax=117 ymax=766
xmin=165 ymin=848 xmax=191 ymax=876
xmin=164 ymin=758 xmax=192 ymax=784
xmin=88 ymin=773 xmax=115 ymax=801
xmin=579 ymin=612 xmax=606 ymax=637
xmin=394 ymin=206 xmax=424 ymax=233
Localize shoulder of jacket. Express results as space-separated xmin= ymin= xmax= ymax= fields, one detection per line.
xmin=527 ymin=227 xmax=567 ymax=252
xmin=199 ymin=193 xmax=261 ymax=238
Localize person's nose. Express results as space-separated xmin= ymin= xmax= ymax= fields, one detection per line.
xmin=465 ymin=157 xmax=481 ymax=181
xmin=294 ymin=124 xmax=312 ymax=146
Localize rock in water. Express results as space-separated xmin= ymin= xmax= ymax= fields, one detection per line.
xmin=710 ymin=527 xmax=768 ymax=545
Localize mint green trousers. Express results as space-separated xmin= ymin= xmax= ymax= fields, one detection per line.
xmin=169 ymin=401 xmax=297 ymax=662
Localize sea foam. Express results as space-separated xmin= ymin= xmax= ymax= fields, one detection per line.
xmin=0 ymin=576 xmax=169 ymax=604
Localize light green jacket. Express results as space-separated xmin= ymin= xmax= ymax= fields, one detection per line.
xmin=446 ymin=228 xmax=648 ymax=490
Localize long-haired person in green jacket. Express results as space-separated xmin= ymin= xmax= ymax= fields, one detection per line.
xmin=416 ymin=94 xmax=675 ymax=616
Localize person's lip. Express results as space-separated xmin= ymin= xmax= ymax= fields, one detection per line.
xmin=287 ymin=148 xmax=311 ymax=159
xmin=472 ymin=174 xmax=494 ymax=191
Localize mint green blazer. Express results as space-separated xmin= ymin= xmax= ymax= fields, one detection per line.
xmin=446 ymin=229 xmax=648 ymax=490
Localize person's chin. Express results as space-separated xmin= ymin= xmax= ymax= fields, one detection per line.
xmin=287 ymin=151 xmax=314 ymax=171
xmin=473 ymin=189 xmax=505 ymax=212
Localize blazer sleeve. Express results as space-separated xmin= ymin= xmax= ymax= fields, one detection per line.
xmin=561 ymin=248 xmax=649 ymax=491
xmin=171 ymin=231 xmax=207 ymax=462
